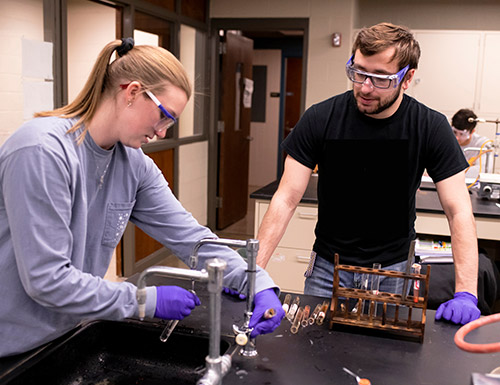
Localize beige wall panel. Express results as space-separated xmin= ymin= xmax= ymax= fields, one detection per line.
xmin=0 ymin=0 xmax=43 ymax=145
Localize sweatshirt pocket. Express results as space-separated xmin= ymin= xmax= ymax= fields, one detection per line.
xmin=101 ymin=201 xmax=135 ymax=248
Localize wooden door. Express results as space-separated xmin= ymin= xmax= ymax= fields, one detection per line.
xmin=217 ymin=32 xmax=254 ymax=229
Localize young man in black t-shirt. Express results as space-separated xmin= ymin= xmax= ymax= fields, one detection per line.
xmin=256 ymin=22 xmax=480 ymax=325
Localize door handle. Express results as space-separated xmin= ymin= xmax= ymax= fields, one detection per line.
xmin=296 ymin=255 xmax=311 ymax=263
xmin=246 ymin=136 xmax=254 ymax=141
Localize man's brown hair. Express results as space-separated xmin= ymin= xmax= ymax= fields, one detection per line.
xmin=352 ymin=22 xmax=421 ymax=71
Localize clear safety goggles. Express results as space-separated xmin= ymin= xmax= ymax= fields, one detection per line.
xmin=119 ymin=83 xmax=177 ymax=134
xmin=345 ymin=55 xmax=409 ymax=89
xmin=452 ymin=127 xmax=470 ymax=140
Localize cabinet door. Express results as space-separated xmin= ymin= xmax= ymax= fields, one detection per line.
xmin=478 ymin=33 xmax=500 ymax=115
xmin=266 ymin=247 xmax=310 ymax=294
xmin=408 ymin=31 xmax=481 ymax=116
xmin=254 ymin=200 xmax=317 ymax=293
xmin=255 ymin=201 xmax=317 ymax=250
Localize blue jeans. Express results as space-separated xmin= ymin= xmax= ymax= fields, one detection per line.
xmin=304 ymin=253 xmax=411 ymax=298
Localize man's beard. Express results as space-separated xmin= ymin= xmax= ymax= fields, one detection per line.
xmin=354 ymin=83 xmax=402 ymax=116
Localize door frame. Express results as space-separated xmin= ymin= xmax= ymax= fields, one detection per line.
xmin=207 ymin=18 xmax=309 ymax=230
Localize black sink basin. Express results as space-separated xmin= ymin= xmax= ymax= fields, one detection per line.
xmin=1 ymin=319 xmax=231 ymax=385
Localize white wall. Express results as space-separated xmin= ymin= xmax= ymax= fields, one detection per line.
xmin=67 ymin=0 xmax=116 ymax=102
xmin=0 ymin=0 xmax=44 ymax=146
xmin=357 ymin=0 xmax=500 ymax=31
xmin=249 ymin=49 xmax=280 ymax=187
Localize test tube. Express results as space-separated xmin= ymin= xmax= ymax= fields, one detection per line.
xmin=371 ymin=263 xmax=381 ymax=294
xmin=359 ymin=273 xmax=370 ymax=315
xmin=159 ymin=320 xmax=179 ymax=342
xmin=189 ymin=255 xmax=197 ymax=293
xmin=371 ymin=263 xmax=381 ymax=317
xmin=309 ymin=303 xmax=322 ymax=325
xmin=282 ymin=293 xmax=292 ymax=314
xmin=316 ymin=300 xmax=330 ymax=325
xmin=412 ymin=263 xmax=421 ymax=303
xmin=301 ymin=305 xmax=311 ymax=327
xmin=290 ymin=307 xmax=304 ymax=334
xmin=286 ymin=296 xmax=300 ymax=322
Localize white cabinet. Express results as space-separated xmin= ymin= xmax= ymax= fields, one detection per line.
xmin=407 ymin=30 xmax=500 ymax=172
xmin=408 ymin=31 xmax=481 ymax=116
xmin=254 ymin=200 xmax=317 ymax=293
xmin=478 ymin=33 xmax=500 ymax=116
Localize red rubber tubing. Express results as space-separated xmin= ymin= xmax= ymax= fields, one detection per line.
xmin=455 ymin=313 xmax=500 ymax=353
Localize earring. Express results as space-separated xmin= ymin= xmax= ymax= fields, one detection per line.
xmin=127 ymin=100 xmax=132 ymax=107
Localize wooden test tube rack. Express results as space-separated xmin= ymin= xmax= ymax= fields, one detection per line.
xmin=329 ymin=254 xmax=431 ymax=343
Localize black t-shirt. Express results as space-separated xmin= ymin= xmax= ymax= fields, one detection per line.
xmin=282 ymin=91 xmax=468 ymax=267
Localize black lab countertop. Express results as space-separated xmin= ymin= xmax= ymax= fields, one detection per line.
xmin=2 ymin=274 xmax=500 ymax=385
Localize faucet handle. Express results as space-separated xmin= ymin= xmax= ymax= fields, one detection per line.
xmin=235 ymin=332 xmax=249 ymax=346
xmin=232 ymin=324 xmax=252 ymax=343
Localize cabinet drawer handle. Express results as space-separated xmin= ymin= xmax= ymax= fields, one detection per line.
xmin=296 ymin=255 xmax=311 ymax=263
xmin=297 ymin=212 xmax=317 ymax=219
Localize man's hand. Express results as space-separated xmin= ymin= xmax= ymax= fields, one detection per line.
xmin=435 ymin=291 xmax=481 ymax=324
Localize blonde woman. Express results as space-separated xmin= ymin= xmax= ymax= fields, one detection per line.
xmin=0 ymin=38 xmax=284 ymax=357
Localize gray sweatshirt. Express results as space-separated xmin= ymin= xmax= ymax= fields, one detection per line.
xmin=0 ymin=116 xmax=275 ymax=356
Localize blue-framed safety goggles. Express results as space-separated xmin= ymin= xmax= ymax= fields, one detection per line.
xmin=345 ymin=55 xmax=409 ymax=89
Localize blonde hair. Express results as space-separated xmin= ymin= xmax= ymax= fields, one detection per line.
xmin=36 ymin=39 xmax=192 ymax=143
xmin=352 ymin=22 xmax=421 ymax=72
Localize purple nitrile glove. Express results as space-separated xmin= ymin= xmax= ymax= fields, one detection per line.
xmin=223 ymin=287 xmax=247 ymax=300
xmin=248 ymin=288 xmax=285 ymax=338
xmin=154 ymin=286 xmax=201 ymax=320
xmin=435 ymin=291 xmax=481 ymax=325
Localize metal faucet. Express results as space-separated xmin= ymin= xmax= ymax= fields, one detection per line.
xmin=190 ymin=238 xmax=259 ymax=357
xmin=135 ymin=237 xmax=259 ymax=384
xmin=136 ymin=258 xmax=230 ymax=385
